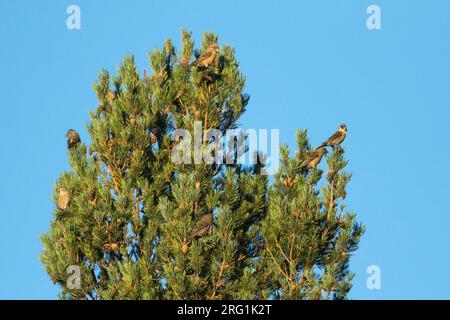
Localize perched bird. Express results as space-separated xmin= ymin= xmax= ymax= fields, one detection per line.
xmin=66 ymin=129 xmax=81 ymax=149
xmin=319 ymin=124 xmax=347 ymax=149
xmin=94 ymin=103 xmax=111 ymax=118
xmin=57 ymin=187 xmax=70 ymax=211
xmin=93 ymin=90 xmax=116 ymax=118
xmin=190 ymin=43 xmax=219 ymax=68
xmin=298 ymin=147 xmax=328 ymax=170
xmin=188 ymin=214 xmax=213 ymax=241
xmin=106 ymin=90 xmax=116 ymax=104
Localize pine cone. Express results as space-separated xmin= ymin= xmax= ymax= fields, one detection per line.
xmin=103 ymin=243 xmax=119 ymax=252
xmin=181 ymin=243 xmax=188 ymax=254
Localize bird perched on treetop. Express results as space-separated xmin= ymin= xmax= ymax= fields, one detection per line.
xmin=188 ymin=214 xmax=213 ymax=241
xmin=298 ymin=147 xmax=328 ymax=170
xmin=95 ymin=90 xmax=115 ymax=118
xmin=190 ymin=43 xmax=219 ymax=68
xmin=66 ymin=129 xmax=81 ymax=149
xmin=57 ymin=187 xmax=70 ymax=211
xmin=319 ymin=124 xmax=347 ymax=149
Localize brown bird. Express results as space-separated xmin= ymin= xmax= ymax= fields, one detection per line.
xmin=66 ymin=129 xmax=81 ymax=149
xmin=95 ymin=90 xmax=115 ymax=117
xmin=94 ymin=103 xmax=111 ymax=118
xmin=57 ymin=187 xmax=70 ymax=211
xmin=298 ymin=147 xmax=328 ymax=170
xmin=188 ymin=214 xmax=213 ymax=241
xmin=319 ymin=124 xmax=347 ymax=149
xmin=190 ymin=43 xmax=219 ymax=68
xmin=106 ymin=90 xmax=116 ymax=104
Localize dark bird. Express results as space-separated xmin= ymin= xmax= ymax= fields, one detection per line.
xmin=66 ymin=129 xmax=81 ymax=149
xmin=57 ymin=187 xmax=70 ymax=211
xmin=298 ymin=147 xmax=328 ymax=170
xmin=319 ymin=124 xmax=347 ymax=149
xmin=188 ymin=214 xmax=213 ymax=241
xmin=190 ymin=43 xmax=219 ymax=68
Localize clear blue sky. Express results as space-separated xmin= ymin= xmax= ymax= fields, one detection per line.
xmin=1 ymin=0 xmax=449 ymax=299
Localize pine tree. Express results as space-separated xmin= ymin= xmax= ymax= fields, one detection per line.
xmin=40 ymin=32 xmax=364 ymax=300
xmin=258 ymin=131 xmax=365 ymax=299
